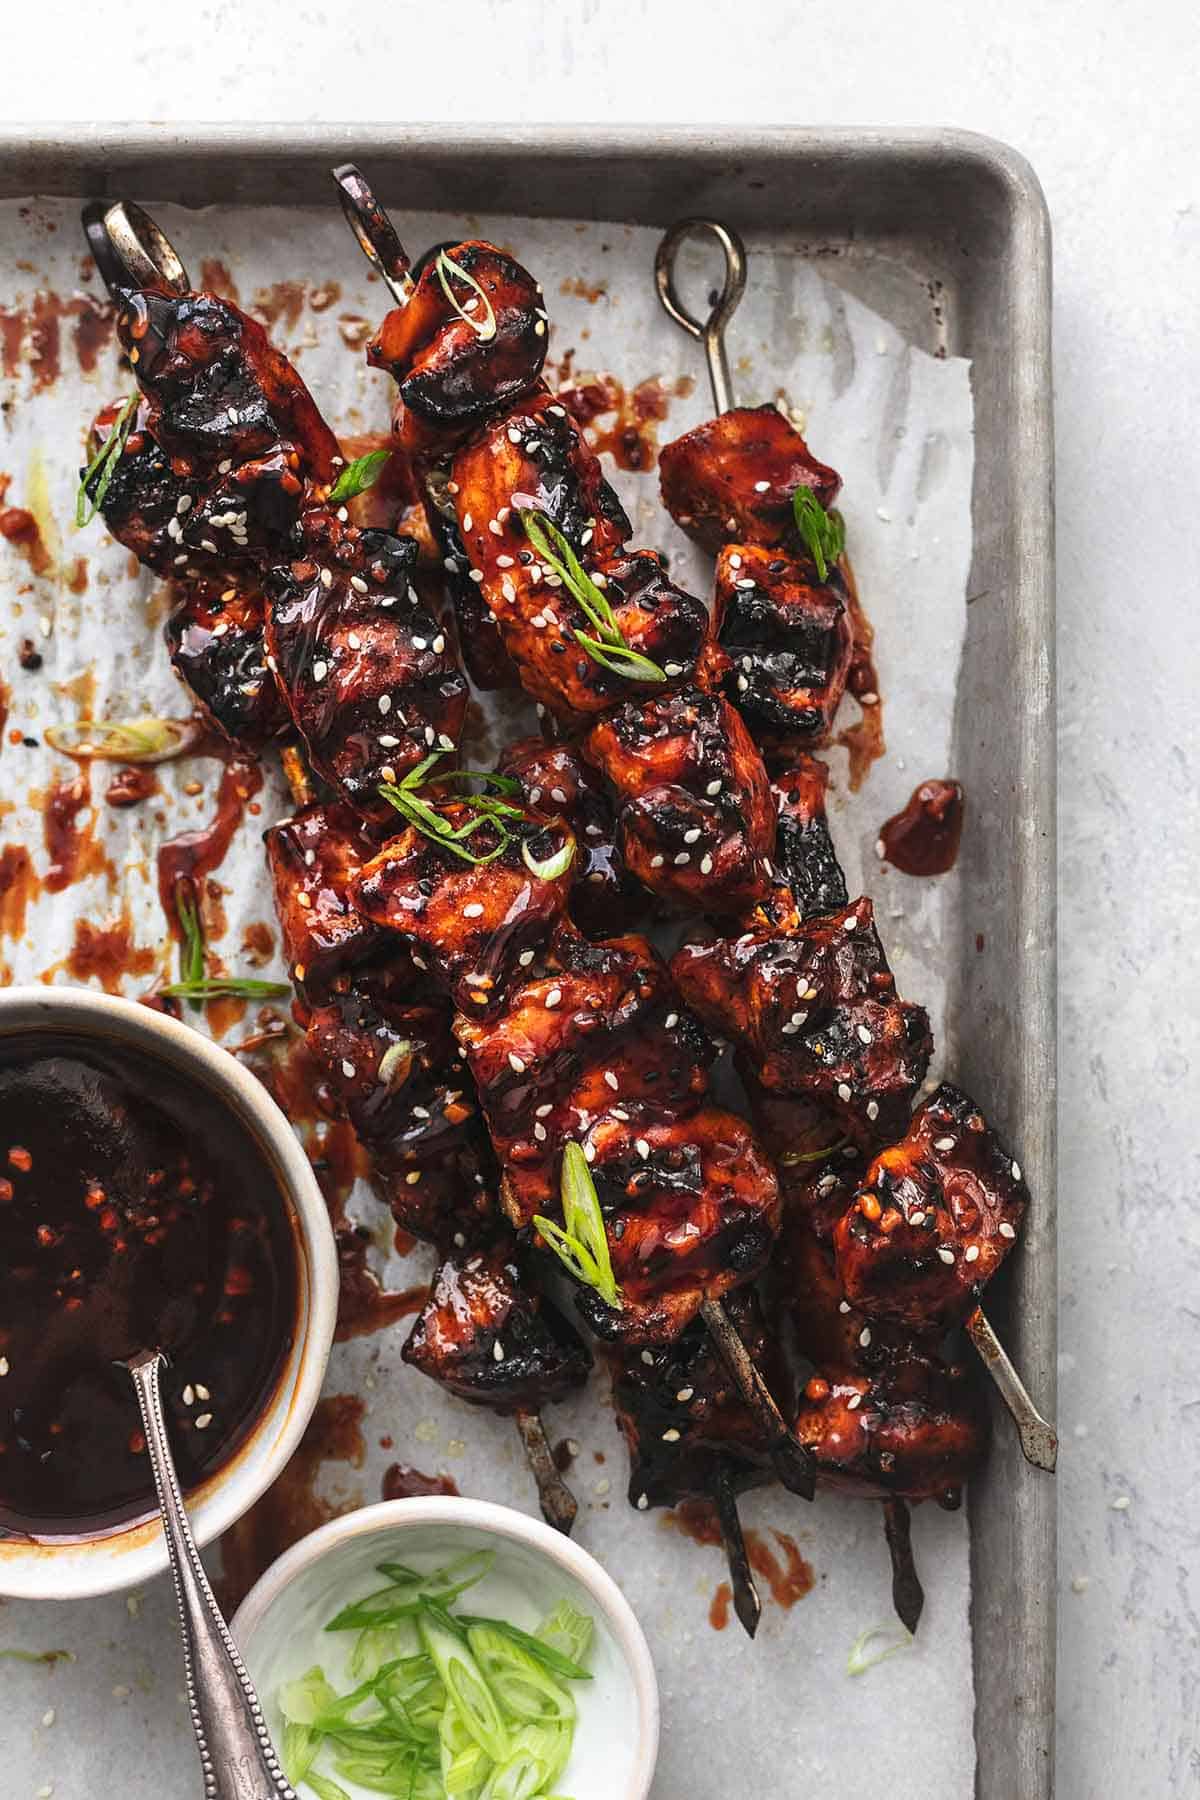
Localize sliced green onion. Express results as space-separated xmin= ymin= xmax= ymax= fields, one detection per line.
xmin=161 ymin=977 xmax=292 ymax=1001
xmin=572 ymin=630 xmax=666 ymax=685
xmin=173 ymin=881 xmax=205 ymax=993
xmin=418 ymin=1610 xmax=510 ymax=1764
xmin=532 ymin=1142 xmax=622 ymax=1310
xmin=45 ymin=714 xmax=203 ymax=765
xmin=846 ymin=1623 xmax=913 ymax=1677
xmin=778 ymin=1137 xmax=850 ymax=1167
xmin=518 ymin=511 xmax=621 ymax=646
xmin=282 ymin=1721 xmax=322 ymax=1786
xmin=304 ymin=1773 xmax=354 ymax=1800
xmin=521 ymin=837 xmax=575 ymax=883
xmin=436 ymin=251 xmax=498 ymax=342
xmin=791 ymin=485 xmax=846 ymax=583
xmin=377 ymin=1041 xmax=416 ymax=1090
xmin=456 ymin=1615 xmax=591 ymax=1686
xmin=535 ymin=1602 xmax=594 ymax=1675
xmin=328 ymin=448 xmax=390 ymax=507
xmin=76 ymin=391 xmax=139 ymax=528
xmin=467 ymin=1625 xmax=576 ymax=1726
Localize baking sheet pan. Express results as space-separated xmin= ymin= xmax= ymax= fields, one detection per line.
xmin=0 ymin=126 xmax=1055 ymax=1800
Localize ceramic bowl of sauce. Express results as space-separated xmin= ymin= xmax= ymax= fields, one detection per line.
xmin=0 ymin=985 xmax=337 ymax=1599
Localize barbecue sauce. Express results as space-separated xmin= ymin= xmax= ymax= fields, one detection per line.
xmin=0 ymin=1032 xmax=298 ymax=1540
xmin=878 ymin=780 xmax=964 ymax=876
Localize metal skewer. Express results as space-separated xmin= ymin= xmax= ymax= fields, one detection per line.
xmin=331 ymin=164 xmax=415 ymax=306
xmin=713 ymin=1461 xmax=763 ymax=1640
xmin=82 ymin=199 xmax=190 ymax=296
xmin=700 ymin=1298 xmax=815 ymax=1501
xmin=966 ymin=1308 xmax=1058 ymax=1472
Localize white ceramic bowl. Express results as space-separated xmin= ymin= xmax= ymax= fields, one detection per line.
xmin=0 ymin=985 xmax=338 ymax=1600
xmin=232 ymin=1496 xmax=660 ymax=1800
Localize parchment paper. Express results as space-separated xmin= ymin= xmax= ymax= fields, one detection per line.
xmin=0 ymin=198 xmax=975 ymax=1799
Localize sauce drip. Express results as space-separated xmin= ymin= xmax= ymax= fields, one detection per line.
xmin=553 ymin=357 xmax=672 ymax=472
xmin=381 ymin=1464 xmax=460 ymax=1502
xmin=0 ymin=1033 xmax=298 ymax=1540
xmin=709 ymin=1582 xmax=732 ymax=1631
xmin=665 ymin=1504 xmax=816 ymax=1615
xmin=0 ymin=505 xmax=52 ymax=576
xmin=836 ymin=559 xmax=886 ymax=790
xmin=214 ymin=1395 xmax=365 ymax=1615
xmin=105 ymin=766 xmax=158 ymax=809
xmin=878 ymin=779 xmax=964 ymax=876
xmin=43 ymin=772 xmax=113 ymax=893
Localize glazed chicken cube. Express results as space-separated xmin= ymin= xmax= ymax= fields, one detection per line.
xmin=714 ymin=543 xmax=853 ymax=753
xmin=671 ymin=895 xmax=933 ymax=1149
xmin=498 ymin=739 xmax=643 ymax=935
xmin=455 ymin=930 xmax=712 ymax=1225
xmin=86 ymin=396 xmax=203 ymax=577
xmin=612 ymin=1289 xmax=782 ymax=1510
xmin=792 ymin=1346 xmax=989 ymax=1509
xmin=115 ymin=285 xmax=339 ymax=487
xmin=584 ymin=687 xmax=776 ymax=916
xmin=368 ymin=240 xmax=550 ymax=454
xmin=562 ymin=1108 xmax=781 ymax=1347
xmin=449 ymin=393 xmax=707 ymax=718
xmin=265 ymin=801 xmax=391 ymax=996
xmin=403 ymin=1245 xmax=592 ymax=1412
xmin=659 ymin=403 xmax=841 ymax=557
xmin=770 ymin=756 xmax=849 ymax=921
xmin=834 ymin=1082 xmax=1029 ymax=1332
xmin=266 ymin=510 xmax=468 ymax=825
xmin=352 ymin=806 xmax=576 ymax=1018
xmin=165 ymin=575 xmax=287 ymax=749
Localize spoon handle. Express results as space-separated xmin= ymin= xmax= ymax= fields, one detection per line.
xmin=127 ymin=1350 xmax=297 ymax=1800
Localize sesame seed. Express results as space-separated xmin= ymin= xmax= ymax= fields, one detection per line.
xmin=662 ymin=1428 xmax=681 ymax=1443
xmin=866 ymin=1100 xmax=880 ymax=1121
xmin=842 ymin=914 xmax=858 ymax=931
xmin=847 ymin=1393 xmax=863 ymax=1411
xmin=737 ymin=675 xmax=749 ymax=693
xmin=519 ymin=950 xmax=535 ymax=966
xmin=433 ymin=634 xmax=446 ymax=654
xmin=583 ymin=1142 xmax=596 ymax=1163
xmin=637 ymin=1493 xmax=649 ymax=1509
xmin=838 ymin=1300 xmax=851 ymax=1313
xmin=664 ymin=1013 xmax=678 ymax=1029
xmin=650 ymin=854 xmax=665 ymax=868
xmin=909 ymin=1210 xmax=926 ymax=1226
xmin=753 ymin=480 xmax=770 ymax=492
xmin=837 ymin=1082 xmax=852 ymax=1103
xmin=545 ymin=988 xmax=562 ymax=1008
xmin=705 ymin=779 xmax=722 ymax=796
xmin=640 ymin=1349 xmax=655 ymax=1366
xmin=636 ymin=1139 xmax=650 ymax=1160
xmin=699 ymin=854 xmax=713 ymax=874
xmin=604 ymin=1071 xmax=619 ymax=1091
xmin=965 ymin=1244 xmax=981 ymax=1263
xmin=379 ymin=734 xmax=400 ymax=748
xmin=182 ymin=1384 xmax=195 ymax=1406
xmin=937 ymin=1247 xmax=956 ymax=1265
xmin=493 ymin=1340 xmax=506 ymax=1361
xmin=856 ymin=1024 xmax=873 ymax=1045
xmin=412 ymin=636 xmax=427 ymax=650
xmin=351 ymin=574 xmax=368 ymax=593
xmin=736 ymin=577 xmax=756 ymax=590
xmin=1111 ymin=1495 xmax=1131 ymax=1511
xmin=463 ymin=902 xmax=484 ymax=918
xmin=683 ymin=827 xmax=701 ymax=844
xmin=469 ymin=569 xmax=484 ymax=583
xmin=533 ymin=1123 xmax=547 ymax=1141
xmin=859 ymin=1326 xmax=872 ymax=1347
xmin=673 ymin=851 xmax=691 ymax=866
xmin=342 ymin=1060 xmax=357 ymax=1079
xmin=194 ymin=1413 xmax=213 ymax=1430
xmin=406 ymin=1170 xmax=422 ymax=1184
xmin=320 ymin=567 xmax=333 ymax=588
xmin=42 ymin=1708 xmax=56 ymax=1727
xmin=536 ymin=1103 xmax=553 ymax=1118
xmin=934 ymin=1136 xmax=955 ymax=1151
xmin=509 ymin=1054 xmax=526 ymax=1073
xmin=1012 ymin=1160 xmax=1022 ymax=1180
xmin=676 ymin=1387 xmax=694 ymax=1403
xmin=999 ymin=1221 xmax=1016 ymax=1239
xmin=378 ymin=694 xmax=392 ymax=714
xmin=462 ymin=513 xmax=473 ymax=532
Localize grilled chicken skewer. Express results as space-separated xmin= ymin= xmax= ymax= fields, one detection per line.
xmin=656 ymin=218 xmax=1057 ymax=1473
xmin=334 ymin=167 xmax=814 ymax=1509
xmin=80 ymin=201 xmax=587 ymax=1530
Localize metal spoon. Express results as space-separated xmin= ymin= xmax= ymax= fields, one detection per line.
xmin=124 ymin=1349 xmax=297 ymax=1800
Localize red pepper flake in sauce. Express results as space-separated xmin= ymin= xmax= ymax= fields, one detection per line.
xmin=105 ymin=766 xmax=157 ymax=809
xmin=878 ymin=779 xmax=965 ymax=877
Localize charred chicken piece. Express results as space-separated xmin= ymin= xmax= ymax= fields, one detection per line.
xmin=266 ymin=508 xmax=468 ymax=823
xmin=265 ymin=801 xmax=392 ymax=997
xmin=456 ymin=929 xmax=712 ymax=1226
xmin=352 ymin=806 xmax=576 ymax=1019
xmin=115 ymin=284 xmax=339 ymax=492
xmin=714 ymin=543 xmax=853 ymax=753
xmin=672 ymin=895 xmax=933 ymax=1150
xmin=584 ymin=687 xmax=776 ymax=916
xmin=301 ymin=972 xmax=496 ymax=1251
xmin=86 ymin=396 xmax=207 ymax=578
xmin=659 ymin=403 xmax=841 ymax=557
xmin=792 ymin=1346 xmax=989 ymax=1508
xmin=566 ymin=1108 xmax=781 ymax=1347
xmin=164 ymin=574 xmax=287 ymax=749
xmin=368 ymin=241 xmax=550 ymax=454
xmin=498 ymin=739 xmax=643 ymax=935
xmin=403 ymin=1244 xmax=592 ymax=1412
xmin=612 ymin=1288 xmax=782 ymax=1510
xmin=834 ymin=1082 xmax=1030 ymax=1333
xmin=770 ymin=756 xmax=848 ymax=921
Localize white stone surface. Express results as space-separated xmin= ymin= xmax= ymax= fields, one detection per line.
xmin=0 ymin=2 xmax=1196 ymax=1796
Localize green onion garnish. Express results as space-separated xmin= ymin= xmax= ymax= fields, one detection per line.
xmin=517 ymin=508 xmax=667 ymax=685
xmin=435 ymin=250 xmax=498 ymax=342
xmin=44 ymin=715 xmax=203 ymax=765
xmin=327 ymin=449 xmax=390 ymax=507
xmin=532 ymin=1140 xmax=622 ymax=1310
xmin=380 ymin=753 xmax=573 ymax=875
xmin=173 ymin=880 xmax=205 ymax=994
xmin=521 ymin=837 xmax=576 ymax=883
xmin=76 ymin=391 xmax=139 ymax=528
xmin=846 ymin=1623 xmax=913 ymax=1677
xmin=778 ymin=1137 xmax=850 ymax=1167
xmin=791 ymin=485 xmax=846 ymax=583
xmin=160 ymin=978 xmax=292 ymax=1001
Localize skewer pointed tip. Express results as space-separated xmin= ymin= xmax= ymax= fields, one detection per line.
xmin=513 ymin=1409 xmax=578 ymax=1536
xmin=882 ymin=1498 xmax=925 ymax=1635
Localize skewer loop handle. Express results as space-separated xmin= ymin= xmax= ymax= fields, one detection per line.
xmin=330 ymin=164 xmax=414 ymax=306
xmin=654 ymin=218 xmax=747 ymax=416
xmin=82 ymin=199 xmax=190 ymax=296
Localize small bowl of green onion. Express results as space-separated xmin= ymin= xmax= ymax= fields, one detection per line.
xmin=231 ymin=1495 xmax=659 ymax=1800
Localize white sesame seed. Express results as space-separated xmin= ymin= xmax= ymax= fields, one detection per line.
xmin=320 ymin=567 xmax=333 ymax=588
xmin=194 ymin=1413 xmax=213 ymax=1430
xmin=847 ymin=1393 xmax=863 ymax=1410
xmin=604 ymin=1071 xmax=620 ymax=1091
xmin=842 ymin=914 xmax=858 ymax=931
xmin=412 ymin=636 xmax=427 ymax=650
xmin=533 ymin=1123 xmax=547 ymax=1142
xmin=493 ymin=1340 xmax=506 ymax=1361
xmin=662 ymin=1428 xmax=681 ymax=1443
xmin=683 ymin=827 xmax=701 ymax=844
xmin=673 ymin=851 xmax=691 ymax=866
xmin=699 ymin=854 xmax=713 ymax=874
xmin=856 ymin=1024 xmax=873 ymax=1045
xmin=637 ymin=1493 xmax=649 ymax=1509
xmin=839 ymin=1300 xmax=852 ymax=1313
xmin=753 ymin=480 xmax=770 ymax=492
xmin=469 ymin=568 xmax=484 ymax=583
xmin=519 ymin=950 xmax=535 ymax=967
xmin=1012 ymin=1160 xmax=1022 ymax=1181
xmin=1111 ymin=1495 xmax=1131 ymax=1511
xmin=406 ymin=1170 xmax=421 ymax=1185
xmin=462 ymin=513 xmax=474 ymax=532
xmin=909 ymin=1210 xmax=926 ymax=1226
xmin=664 ymin=1013 xmax=678 ymax=1030
xmin=350 ymin=574 xmax=368 ymax=593
xmin=636 ymin=1139 xmax=650 ymax=1160
xmin=379 ymin=734 xmax=399 ymax=748
xmin=837 ymin=1082 xmax=852 ymax=1103
xmin=182 ymin=1384 xmax=195 ymax=1406
xmin=964 ymin=1244 xmax=981 ymax=1264
xmin=934 ymin=1136 xmax=955 ymax=1151
xmin=508 ymin=1054 xmax=526 ymax=1073
xmin=432 ymin=634 xmax=446 ymax=654
xmin=463 ymin=902 xmax=484 ymax=918
xmin=42 ymin=1707 xmax=56 ymax=1727
xmin=378 ymin=694 xmax=392 ymax=714
xmin=650 ymin=854 xmax=665 ymax=868
xmin=999 ymin=1221 xmax=1016 ymax=1239
xmin=937 ymin=1247 xmax=956 ymax=1265
xmin=866 ymin=1100 xmax=880 ymax=1121
xmin=583 ymin=1142 xmax=596 ymax=1163
xmin=859 ymin=1326 xmax=872 ymax=1348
